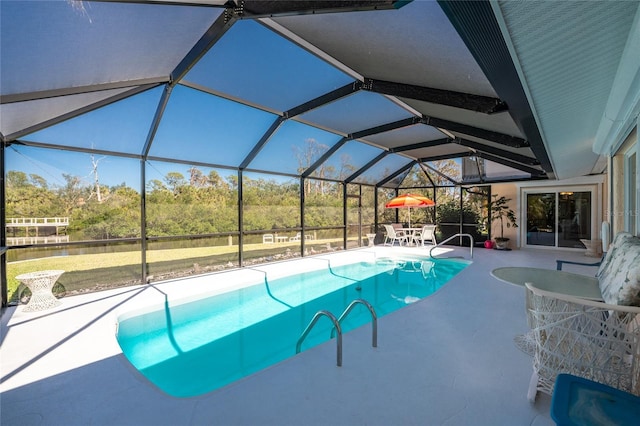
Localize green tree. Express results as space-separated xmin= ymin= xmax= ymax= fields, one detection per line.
xmin=165 ymin=172 xmax=186 ymax=196
xmin=80 ymin=185 xmax=141 ymax=239
xmin=6 ymin=170 xmax=29 ymax=188
xmin=6 ymin=171 xmax=61 ymax=218
xmin=29 ymin=174 xmax=48 ymax=189
xmin=59 ymin=173 xmax=90 ymax=216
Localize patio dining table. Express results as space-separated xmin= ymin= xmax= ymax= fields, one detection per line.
xmin=401 ymin=227 xmax=423 ymax=245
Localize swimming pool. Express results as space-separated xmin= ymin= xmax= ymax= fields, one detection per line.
xmin=116 ymin=255 xmax=469 ymax=397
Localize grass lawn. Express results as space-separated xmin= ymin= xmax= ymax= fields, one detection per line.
xmin=7 ymin=239 xmax=343 ymax=302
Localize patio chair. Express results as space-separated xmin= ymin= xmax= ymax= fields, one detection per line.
xmin=288 ymin=232 xmax=312 ymax=242
xmin=383 ymin=224 xmax=408 ymax=246
xmin=412 ymin=224 xmax=437 ymax=246
xmin=556 ymin=255 xmax=604 ymax=271
xmin=524 ymin=281 xmax=640 ymax=402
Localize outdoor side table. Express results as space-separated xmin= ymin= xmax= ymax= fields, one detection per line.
xmin=366 ymin=234 xmax=376 ymax=246
xmin=16 ymin=270 xmax=65 ymax=312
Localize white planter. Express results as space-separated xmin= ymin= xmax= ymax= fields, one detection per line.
xmin=494 ymin=239 xmax=510 ymax=250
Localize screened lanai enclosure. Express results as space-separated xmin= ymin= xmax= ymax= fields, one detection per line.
xmin=4 ymin=0 xmax=635 ymax=306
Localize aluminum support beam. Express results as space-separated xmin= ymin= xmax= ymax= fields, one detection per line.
xmin=420 ymin=162 xmax=459 ymax=185
xmin=389 ymin=138 xmax=451 ymax=153
xmin=453 ymin=138 xmax=539 ymax=165
xmin=421 ymin=115 xmax=529 ymax=148
xmin=419 ymin=151 xmax=474 ymax=163
xmin=344 ymin=152 xmax=389 ymax=183
xmin=362 ymin=77 xmax=508 ymax=114
xmin=0 ymin=77 xmax=168 ymax=105
xmin=5 ymin=84 xmax=160 ymax=142
xmin=239 ymin=116 xmax=286 ymax=170
xmin=438 ymin=0 xmax=554 ymax=174
xmin=376 ymin=160 xmax=416 ymax=187
xmin=475 ymin=152 xmax=546 ymax=176
xmin=171 ymin=10 xmax=237 ymax=84
xmin=302 ymin=137 xmax=348 ymax=178
xmin=285 ymin=81 xmax=362 ymax=118
xmin=142 ymin=84 xmax=173 ymax=159
xmin=238 ymin=0 xmax=409 ymax=18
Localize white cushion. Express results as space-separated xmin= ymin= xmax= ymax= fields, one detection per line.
xmin=598 ymin=233 xmax=640 ymax=306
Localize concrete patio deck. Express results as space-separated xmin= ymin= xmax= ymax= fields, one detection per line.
xmin=1 ymin=245 xmax=600 ymax=425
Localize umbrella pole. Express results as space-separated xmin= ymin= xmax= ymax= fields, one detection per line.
xmin=408 ymin=207 xmax=411 ymax=228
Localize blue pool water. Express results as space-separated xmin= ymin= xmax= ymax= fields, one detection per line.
xmin=116 ymin=255 xmax=469 ymax=397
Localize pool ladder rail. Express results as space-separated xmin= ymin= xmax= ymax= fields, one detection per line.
xmin=429 ymin=233 xmax=474 ymax=260
xmin=295 ymin=298 xmax=377 ymax=367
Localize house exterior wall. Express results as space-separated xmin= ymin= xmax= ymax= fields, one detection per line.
xmin=611 ymin=126 xmax=639 ymax=236
xmin=489 ymin=182 xmax=519 ymax=246
xmin=506 ymin=175 xmax=606 ymax=251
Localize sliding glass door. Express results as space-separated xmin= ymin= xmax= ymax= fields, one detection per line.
xmin=526 ymin=193 xmax=556 ymax=246
xmin=558 ymin=191 xmax=591 ymax=248
xmin=525 ymin=189 xmax=593 ymax=249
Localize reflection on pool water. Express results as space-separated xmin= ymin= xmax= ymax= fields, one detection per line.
xmin=116 ymin=255 xmax=470 ymax=397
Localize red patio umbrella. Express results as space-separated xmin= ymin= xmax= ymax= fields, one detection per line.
xmin=385 ymin=193 xmax=435 ymax=228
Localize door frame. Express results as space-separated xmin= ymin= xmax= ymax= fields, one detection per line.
xmin=623 ymin=145 xmax=638 ymax=234
xmin=520 ymin=183 xmax=602 ymax=251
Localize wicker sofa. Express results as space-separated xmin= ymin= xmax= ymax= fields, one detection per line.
xmin=525 ymin=232 xmax=640 ymax=402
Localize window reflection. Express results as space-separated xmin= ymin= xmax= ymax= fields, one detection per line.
xmin=526 ymin=191 xmax=592 ymax=248
xmin=558 ymin=191 xmax=591 ymax=248
xmin=527 ymin=193 xmax=556 ymax=246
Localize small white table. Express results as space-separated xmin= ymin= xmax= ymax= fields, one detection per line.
xmin=16 ymin=270 xmax=65 ymax=312
xmin=366 ymin=234 xmax=376 ymax=247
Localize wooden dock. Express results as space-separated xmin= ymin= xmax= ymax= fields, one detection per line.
xmin=6 ymin=217 xmax=69 ymax=246
xmin=6 ymin=217 xmax=69 ymax=227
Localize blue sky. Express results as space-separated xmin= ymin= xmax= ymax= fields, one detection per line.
xmin=5 ymin=17 xmax=440 ymax=190
xmin=6 ymin=145 xmax=142 ymax=190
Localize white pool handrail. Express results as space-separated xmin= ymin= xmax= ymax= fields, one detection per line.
xmin=429 ymin=233 xmax=474 ymax=259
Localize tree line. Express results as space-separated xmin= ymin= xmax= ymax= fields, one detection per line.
xmin=6 ymin=157 xmax=473 ymax=241
xmin=6 ymin=168 xmax=345 ymax=240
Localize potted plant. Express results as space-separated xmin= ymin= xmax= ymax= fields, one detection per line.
xmin=488 ymin=194 xmax=518 ymax=250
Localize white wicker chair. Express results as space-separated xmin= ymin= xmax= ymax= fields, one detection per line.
xmin=525 ymin=282 xmax=640 ymax=402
